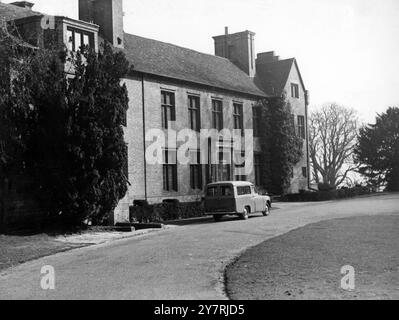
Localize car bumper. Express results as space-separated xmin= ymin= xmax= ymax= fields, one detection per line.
xmin=206 ymin=212 xmax=237 ymax=216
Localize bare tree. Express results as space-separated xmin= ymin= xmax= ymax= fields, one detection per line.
xmin=309 ymin=103 xmax=359 ymax=188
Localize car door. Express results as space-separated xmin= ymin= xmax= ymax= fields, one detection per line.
xmin=251 ymin=186 xmax=264 ymax=212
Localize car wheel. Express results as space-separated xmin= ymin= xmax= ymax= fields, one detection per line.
xmin=241 ymin=208 xmax=249 ymax=220
xmin=263 ymin=203 xmax=271 ymax=216
xmin=213 ymin=215 xmax=223 ymax=222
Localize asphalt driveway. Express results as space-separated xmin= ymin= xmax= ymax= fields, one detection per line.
xmin=0 ymin=193 xmax=398 ymax=300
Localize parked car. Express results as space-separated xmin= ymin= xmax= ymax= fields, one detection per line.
xmin=204 ymin=181 xmax=272 ymax=222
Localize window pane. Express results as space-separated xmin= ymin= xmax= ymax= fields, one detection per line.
xmin=221 ymin=186 xmax=233 ymax=196
xmin=168 ymin=166 xmax=173 ymax=188
xmin=169 ymin=151 xmax=177 ymax=164
xmin=83 ymin=34 xmax=90 ymax=46
xmin=166 ymin=107 xmax=171 ymax=125
xmin=163 ymin=165 xmax=168 ymax=190
xmin=74 ymin=32 xmax=82 ymax=51
xmin=67 ymin=30 xmax=73 ymax=51
xmin=190 ymin=166 xmax=195 ymax=189
xmin=191 ymin=111 xmax=197 ymax=131
xmin=162 ymin=107 xmax=166 ymax=128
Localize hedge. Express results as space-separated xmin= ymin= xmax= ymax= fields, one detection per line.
xmin=281 ymin=186 xmax=372 ymax=202
xmin=130 ymin=201 xmax=205 ymax=223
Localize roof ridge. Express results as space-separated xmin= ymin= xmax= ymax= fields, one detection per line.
xmin=124 ymin=32 xmax=232 ymax=63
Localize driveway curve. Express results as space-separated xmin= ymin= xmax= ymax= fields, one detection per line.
xmin=0 ymin=194 xmax=398 ymax=300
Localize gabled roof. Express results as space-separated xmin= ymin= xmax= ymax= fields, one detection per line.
xmin=255 ymin=58 xmax=295 ymax=97
xmin=123 ymin=33 xmax=267 ymax=98
xmin=255 ymin=58 xmax=307 ymax=97
xmin=0 ymin=2 xmax=41 ymax=21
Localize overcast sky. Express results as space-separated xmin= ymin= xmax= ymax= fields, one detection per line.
xmin=7 ymin=0 xmax=399 ymax=124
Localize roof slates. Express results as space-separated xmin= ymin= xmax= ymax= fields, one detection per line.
xmin=123 ymin=33 xmax=267 ymax=98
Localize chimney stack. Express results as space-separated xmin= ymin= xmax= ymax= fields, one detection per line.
xmin=79 ymin=0 xmax=124 ymax=49
xmin=213 ymin=28 xmax=256 ymax=78
xmin=257 ymin=51 xmax=280 ymax=64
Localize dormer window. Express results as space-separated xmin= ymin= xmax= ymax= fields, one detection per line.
xmin=67 ymin=27 xmax=94 ymax=52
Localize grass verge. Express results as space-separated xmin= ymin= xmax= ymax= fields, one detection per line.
xmin=226 ymin=215 xmax=399 ymax=300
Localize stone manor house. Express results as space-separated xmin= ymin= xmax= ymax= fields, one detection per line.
xmin=0 ymin=0 xmax=310 ymax=225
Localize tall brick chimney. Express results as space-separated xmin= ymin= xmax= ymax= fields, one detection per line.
xmin=213 ymin=28 xmax=256 ymax=78
xmin=257 ymin=51 xmax=280 ymax=64
xmin=79 ymin=0 xmax=124 ymax=49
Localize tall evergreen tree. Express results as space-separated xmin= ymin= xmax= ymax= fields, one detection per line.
xmin=354 ymin=107 xmax=399 ymax=191
xmin=0 ymin=23 xmax=131 ymax=226
xmin=257 ymin=96 xmax=304 ymax=195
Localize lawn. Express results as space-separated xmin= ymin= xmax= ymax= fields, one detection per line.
xmin=0 ymin=234 xmax=85 ymax=272
xmin=225 ymin=215 xmax=399 ymax=300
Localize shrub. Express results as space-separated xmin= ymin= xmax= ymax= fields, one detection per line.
xmin=281 ymin=186 xmax=372 ymax=202
xmin=318 ymin=183 xmax=335 ymax=192
xmin=130 ymin=201 xmax=205 ymax=223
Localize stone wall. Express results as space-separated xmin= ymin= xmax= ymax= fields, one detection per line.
xmin=283 ymin=62 xmax=310 ymax=193
xmin=113 ymin=74 xmax=260 ymax=223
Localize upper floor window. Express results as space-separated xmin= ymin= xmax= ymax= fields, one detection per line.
xmin=67 ymin=27 xmax=94 ymax=52
xmin=233 ymin=103 xmax=244 ymax=134
xmin=212 ymin=99 xmax=223 ymax=130
xmin=188 ymin=95 xmax=201 ymax=132
xmin=161 ymin=91 xmax=176 ymax=129
xmin=291 ymin=83 xmax=299 ymax=99
xmin=298 ymin=115 xmax=306 ymax=139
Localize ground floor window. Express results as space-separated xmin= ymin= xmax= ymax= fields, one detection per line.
xmin=207 ymin=164 xmax=231 ymax=184
xmin=190 ymin=151 xmax=203 ymax=190
xmin=235 ymin=151 xmax=246 ymax=181
xmin=163 ymin=150 xmax=178 ymax=191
